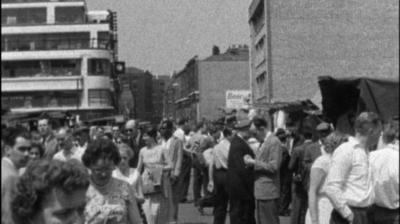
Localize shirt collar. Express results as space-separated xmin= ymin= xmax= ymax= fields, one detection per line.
xmin=265 ymin=131 xmax=272 ymax=142
xmin=2 ymin=157 xmax=17 ymax=171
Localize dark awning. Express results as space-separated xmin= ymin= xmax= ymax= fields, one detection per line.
xmin=318 ymin=76 xmax=399 ymax=132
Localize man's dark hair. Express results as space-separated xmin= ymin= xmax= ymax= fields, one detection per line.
xmin=354 ymin=112 xmax=381 ymax=136
xmin=382 ymin=119 xmax=399 ymax=144
xmin=3 ymin=126 xmax=30 ymax=147
xmin=252 ymin=117 xmax=268 ymax=129
xmin=161 ymin=120 xmax=174 ymax=130
xmin=195 ymin=122 xmax=205 ymax=132
xmin=176 ymin=118 xmax=187 ymax=126
xmin=222 ymin=128 xmax=232 ymax=138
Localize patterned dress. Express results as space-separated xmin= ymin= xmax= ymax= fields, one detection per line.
xmin=85 ymin=177 xmax=139 ymax=224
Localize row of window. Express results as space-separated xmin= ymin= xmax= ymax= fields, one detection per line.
xmin=1 ymin=59 xmax=111 ymax=78
xmin=2 ymin=7 xmax=86 ymax=26
xmin=2 ymin=89 xmax=111 ymax=109
xmin=1 ymin=32 xmax=111 ymax=52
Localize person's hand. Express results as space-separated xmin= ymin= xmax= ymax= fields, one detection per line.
xmin=243 ymin=154 xmax=255 ymax=166
xmin=207 ymin=181 xmax=214 ymax=192
xmin=346 ymin=212 xmax=354 ymax=224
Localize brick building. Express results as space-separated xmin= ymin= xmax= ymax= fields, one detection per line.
xmin=249 ymin=0 xmax=399 ymax=104
xmin=167 ymin=45 xmax=250 ymax=123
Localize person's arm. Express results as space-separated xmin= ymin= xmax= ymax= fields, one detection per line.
xmin=2 ymin=176 xmax=17 ymax=224
xmin=208 ymin=150 xmax=215 ymax=192
xmin=135 ymin=172 xmax=145 ymax=204
xmin=136 ymin=149 xmax=144 ymax=173
xmin=253 ymin=141 xmax=282 ymax=174
xmin=127 ymin=185 xmax=143 ymax=224
xmin=173 ymin=139 xmax=183 ymax=178
xmin=324 ymin=146 xmax=353 ymax=221
xmin=308 ymin=167 xmax=326 ymax=224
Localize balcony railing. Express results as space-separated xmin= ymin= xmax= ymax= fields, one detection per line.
xmin=1 ymin=38 xmax=112 ymax=52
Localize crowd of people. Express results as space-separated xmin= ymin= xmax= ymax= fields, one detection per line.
xmin=1 ymin=111 xmax=398 ymax=224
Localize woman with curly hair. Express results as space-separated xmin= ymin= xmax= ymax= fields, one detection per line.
xmin=82 ymin=138 xmax=143 ymax=224
xmin=305 ymin=132 xmax=348 ymax=224
xmin=11 ymin=159 xmax=90 ymax=224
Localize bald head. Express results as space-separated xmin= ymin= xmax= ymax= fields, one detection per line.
xmin=125 ymin=119 xmax=138 ymax=137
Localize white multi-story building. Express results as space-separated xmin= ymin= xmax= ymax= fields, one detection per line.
xmin=1 ymin=0 xmax=117 ymax=120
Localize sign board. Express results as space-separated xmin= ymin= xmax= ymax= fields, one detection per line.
xmin=226 ymin=90 xmax=251 ymax=109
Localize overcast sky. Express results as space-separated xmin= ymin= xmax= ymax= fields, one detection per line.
xmin=87 ymin=0 xmax=251 ymax=75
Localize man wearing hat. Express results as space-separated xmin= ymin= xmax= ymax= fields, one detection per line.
xmin=227 ymin=119 xmax=256 ymax=224
xmin=303 ymin=122 xmax=332 ymax=171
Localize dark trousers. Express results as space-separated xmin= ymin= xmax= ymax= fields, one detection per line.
xmin=213 ymin=169 xmax=229 ymax=224
xmin=367 ymin=205 xmax=399 ymax=224
xmin=290 ymin=186 xmax=307 ymax=224
xmin=193 ymin=161 xmax=209 ymax=203
xmin=330 ymin=207 xmax=369 ymax=224
xmin=229 ymin=197 xmax=256 ymax=224
xmin=256 ymin=199 xmax=280 ymax=224
xmin=279 ymin=177 xmax=292 ymax=215
xmin=179 ymin=154 xmax=192 ymax=201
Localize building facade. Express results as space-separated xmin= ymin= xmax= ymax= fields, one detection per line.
xmin=249 ymin=0 xmax=399 ymax=105
xmin=167 ymin=45 xmax=250 ymax=123
xmin=1 ymin=0 xmax=118 ymax=120
xmin=152 ymin=75 xmax=170 ymax=124
xmin=122 ymin=67 xmax=153 ymax=122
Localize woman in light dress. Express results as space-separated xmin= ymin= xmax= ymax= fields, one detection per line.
xmin=82 ymin=139 xmax=143 ymax=224
xmin=306 ymin=132 xmax=348 ymax=224
xmin=137 ymin=127 xmax=173 ymax=224
xmin=113 ymin=143 xmax=147 ymax=223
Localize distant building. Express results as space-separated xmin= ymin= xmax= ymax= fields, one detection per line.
xmin=1 ymin=0 xmax=119 ymax=120
xmin=122 ymin=67 xmax=153 ymax=121
xmin=166 ymin=45 xmax=250 ymax=123
xmin=249 ymin=0 xmax=399 ymax=105
xmin=152 ymin=75 xmax=170 ymax=123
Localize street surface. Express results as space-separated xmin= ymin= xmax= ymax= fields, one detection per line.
xmin=178 ymin=172 xmax=291 ymax=224
xmin=179 ymin=203 xmax=291 ymax=224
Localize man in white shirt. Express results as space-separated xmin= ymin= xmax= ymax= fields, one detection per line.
xmin=325 ymin=112 xmax=382 ymax=224
xmin=368 ymin=119 xmax=399 ymax=224
xmin=208 ymin=128 xmax=232 ymax=224
xmin=53 ymin=128 xmax=83 ymax=162
xmin=2 ymin=126 xmax=31 ymax=224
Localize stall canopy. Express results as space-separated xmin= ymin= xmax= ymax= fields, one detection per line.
xmin=318 ymin=76 xmax=399 ymax=133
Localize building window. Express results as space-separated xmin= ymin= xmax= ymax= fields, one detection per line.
xmin=98 ymin=32 xmax=111 ymax=49
xmin=88 ymin=89 xmax=111 ymax=106
xmin=55 ymin=6 xmax=85 ymax=24
xmin=2 ymin=59 xmax=81 ymax=78
xmin=2 ymin=91 xmax=80 ymax=109
xmin=88 ymin=59 xmax=110 ymax=76
xmin=2 ymin=8 xmax=46 ymax=26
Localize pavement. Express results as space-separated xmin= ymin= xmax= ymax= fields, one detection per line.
xmin=179 ymin=202 xmax=291 ymax=224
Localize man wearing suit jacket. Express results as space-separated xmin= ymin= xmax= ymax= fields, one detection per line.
xmin=244 ymin=117 xmax=282 ymax=224
xmin=160 ymin=120 xmax=183 ymax=224
xmin=227 ymin=119 xmax=256 ymax=224
xmin=2 ymin=126 xmax=31 ymax=224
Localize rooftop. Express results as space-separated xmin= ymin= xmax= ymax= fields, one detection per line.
xmin=203 ymin=45 xmax=249 ymax=62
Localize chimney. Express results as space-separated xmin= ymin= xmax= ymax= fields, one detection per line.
xmin=212 ymin=45 xmax=220 ymax=55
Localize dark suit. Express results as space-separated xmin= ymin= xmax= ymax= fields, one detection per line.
xmin=227 ymin=135 xmax=256 ymax=224
xmin=254 ymin=134 xmax=282 ymax=224
xmin=279 ymin=144 xmax=292 ymax=215
xmin=288 ymin=141 xmax=313 ymax=224
xmin=128 ymin=132 xmax=145 ymax=168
